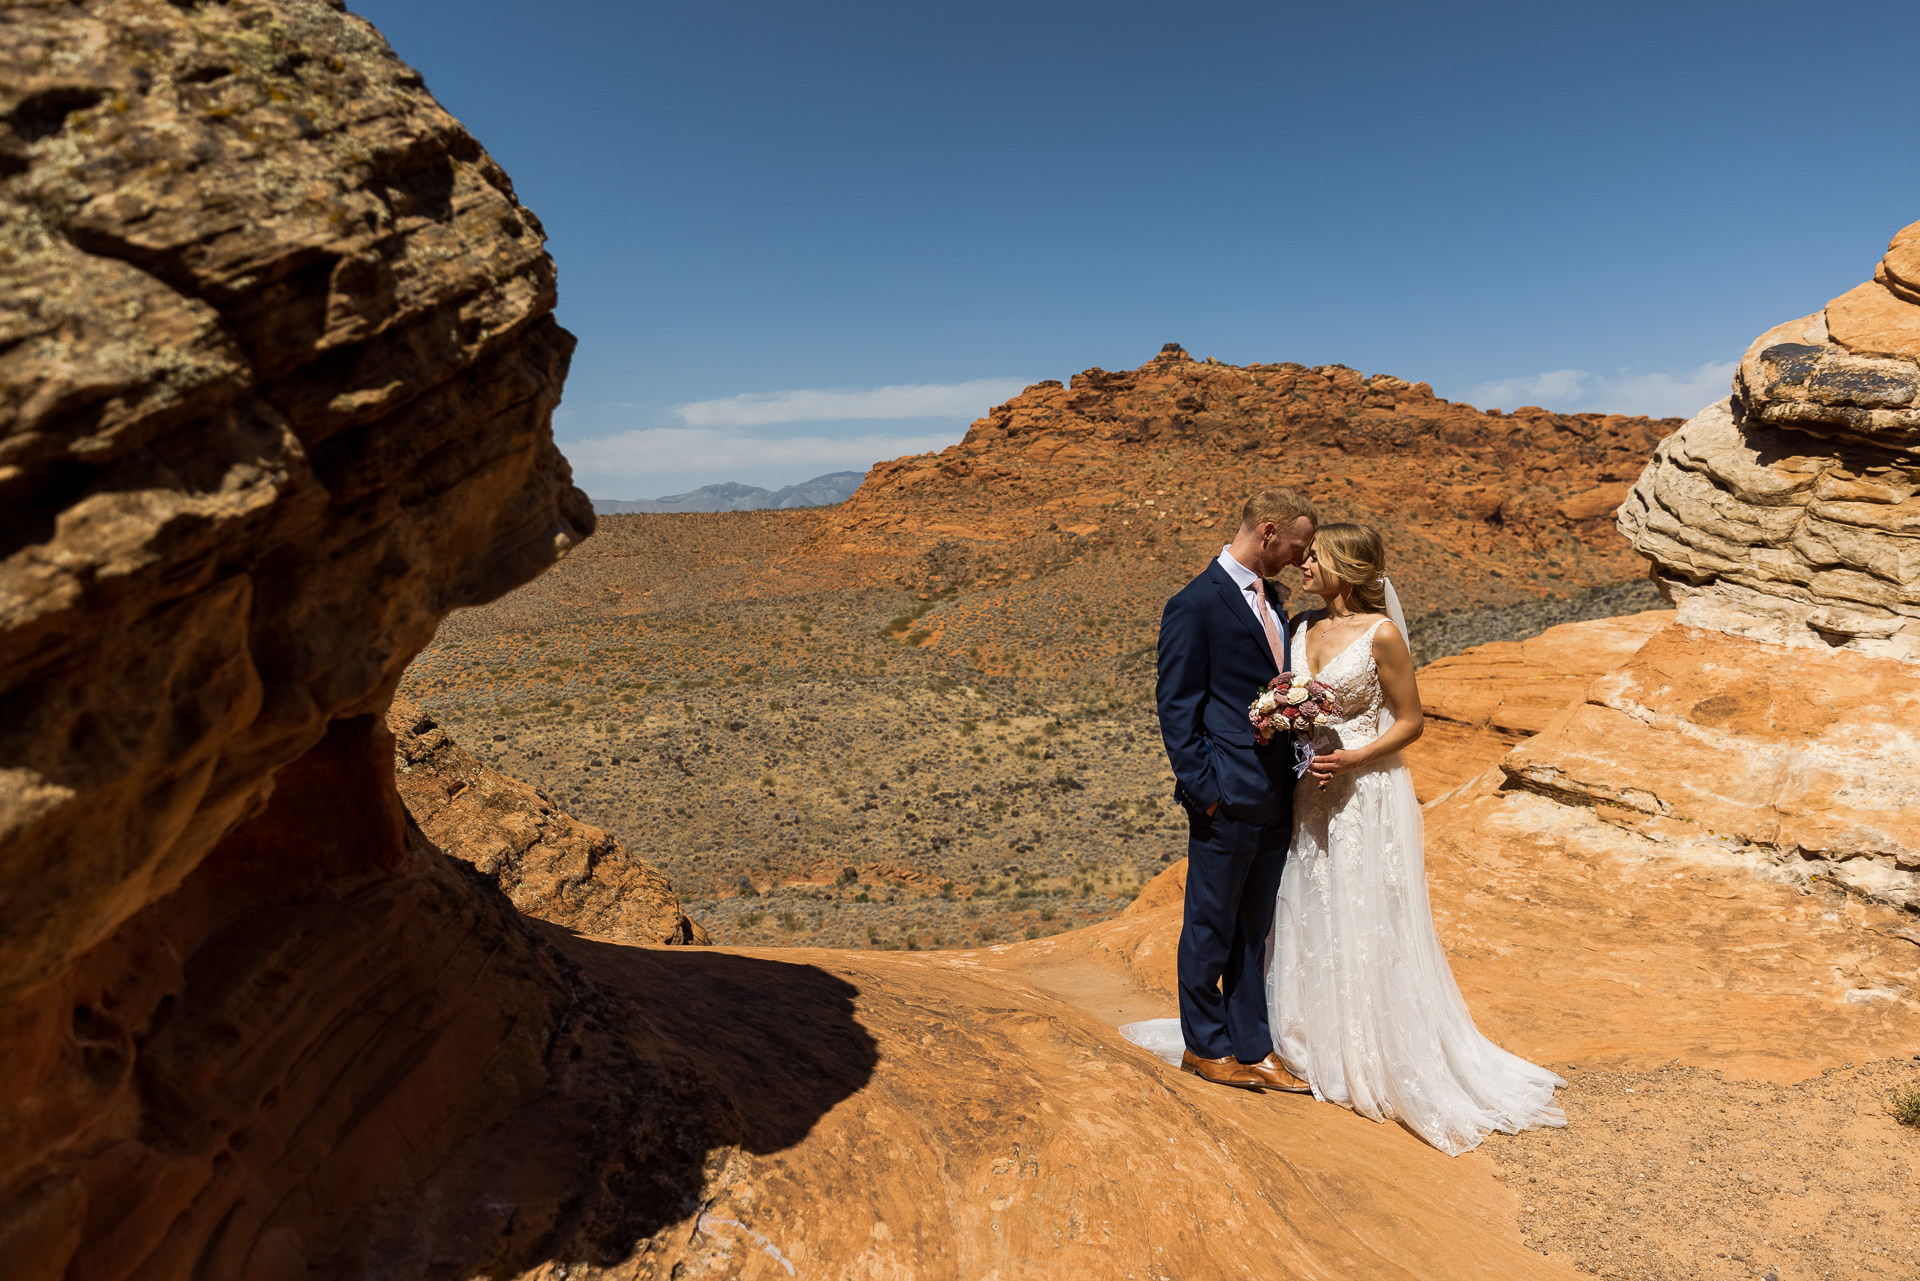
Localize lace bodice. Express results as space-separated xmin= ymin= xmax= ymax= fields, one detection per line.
xmin=1291 ymin=615 xmax=1389 ymax=750
xmin=1269 ymin=612 xmax=1567 ymax=1156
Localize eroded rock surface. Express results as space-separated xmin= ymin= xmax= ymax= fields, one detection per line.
xmin=0 ymin=4 xmax=745 ymax=1277
xmin=1499 ymin=624 xmax=1920 ymax=908
xmin=389 ymin=696 xmax=708 ymax=945
xmin=1409 ymin=610 xmax=1673 ymax=800
xmin=0 ymin=0 xmax=593 ymax=1001
xmin=1605 ymin=220 xmax=1920 ymax=908
xmin=1621 ymin=221 xmax=1920 ymax=661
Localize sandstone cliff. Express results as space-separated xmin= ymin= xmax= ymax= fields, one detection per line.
xmin=0 ymin=0 xmax=593 ymax=1003
xmin=1620 ymin=220 xmax=1920 ymax=662
xmin=1595 ymin=221 xmax=1920 ymax=906
xmin=0 ymin=3 xmax=722 ymax=1275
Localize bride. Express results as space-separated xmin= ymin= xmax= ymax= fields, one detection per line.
xmin=1272 ymin=522 xmax=1564 ymax=1154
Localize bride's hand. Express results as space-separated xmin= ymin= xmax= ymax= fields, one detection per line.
xmin=1308 ymin=748 xmax=1360 ymax=787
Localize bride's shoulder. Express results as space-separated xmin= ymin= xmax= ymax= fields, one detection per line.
xmin=1366 ymin=614 xmax=1411 ymax=658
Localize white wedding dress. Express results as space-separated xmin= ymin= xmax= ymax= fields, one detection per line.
xmin=1270 ymin=615 xmax=1564 ymax=1154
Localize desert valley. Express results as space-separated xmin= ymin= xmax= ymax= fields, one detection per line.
xmin=4 ymin=4 xmax=1920 ymax=1281
xmin=395 ymin=344 xmax=1676 ymax=950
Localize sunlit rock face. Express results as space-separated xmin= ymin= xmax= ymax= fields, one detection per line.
xmin=1548 ymin=222 xmax=1920 ymax=909
xmin=389 ymin=696 xmax=709 ymax=945
xmin=0 ymin=0 xmax=594 ymax=998
xmin=1619 ymin=221 xmax=1920 ymax=663
xmin=0 ymin=4 xmax=743 ymax=1277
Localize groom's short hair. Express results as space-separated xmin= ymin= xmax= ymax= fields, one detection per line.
xmin=1241 ymin=487 xmax=1320 ymax=532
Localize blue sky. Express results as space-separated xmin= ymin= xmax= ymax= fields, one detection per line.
xmin=352 ymin=0 xmax=1920 ymax=499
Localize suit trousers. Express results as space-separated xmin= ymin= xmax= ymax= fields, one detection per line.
xmin=1177 ymin=805 xmax=1289 ymax=1063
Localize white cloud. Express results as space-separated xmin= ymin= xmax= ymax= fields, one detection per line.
xmin=1461 ymin=361 xmax=1738 ymax=419
xmin=673 ymin=378 xmax=1030 ymax=427
xmin=562 ymin=426 xmax=965 ymax=484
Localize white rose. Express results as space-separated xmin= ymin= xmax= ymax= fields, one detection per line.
xmin=1313 ymin=712 xmax=1331 ymax=727
xmin=1286 ymin=686 xmax=1310 ymax=705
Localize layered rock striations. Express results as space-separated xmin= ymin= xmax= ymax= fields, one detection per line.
xmin=0 ymin=0 xmax=593 ymax=1002
xmin=1620 ymin=221 xmax=1920 ymax=661
xmin=390 ymin=696 xmax=708 ymax=945
xmin=1485 ymin=220 xmax=1920 ymax=909
xmin=0 ymin=4 xmax=745 ymax=1276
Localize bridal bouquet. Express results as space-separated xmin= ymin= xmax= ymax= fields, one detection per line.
xmin=1249 ymin=672 xmax=1340 ymax=746
xmin=1250 ymin=674 xmax=1341 ymax=776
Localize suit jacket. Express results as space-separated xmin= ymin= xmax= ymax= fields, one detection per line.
xmin=1155 ymin=559 xmax=1296 ymax=824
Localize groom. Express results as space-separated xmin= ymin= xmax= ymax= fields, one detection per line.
xmin=1155 ymin=488 xmax=1319 ymax=1091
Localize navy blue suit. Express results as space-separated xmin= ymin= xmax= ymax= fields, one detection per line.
xmin=1155 ymin=558 xmax=1296 ymax=1062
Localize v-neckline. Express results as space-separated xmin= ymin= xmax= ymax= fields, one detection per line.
xmin=1303 ymin=614 xmax=1377 ymax=680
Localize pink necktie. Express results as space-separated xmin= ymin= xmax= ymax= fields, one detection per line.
xmin=1252 ymin=582 xmax=1285 ymax=670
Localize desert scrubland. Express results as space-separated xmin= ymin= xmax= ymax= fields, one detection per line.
xmin=5 ymin=4 xmax=1920 ymax=1280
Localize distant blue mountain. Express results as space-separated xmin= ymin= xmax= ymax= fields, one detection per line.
xmin=591 ymin=470 xmax=867 ymax=515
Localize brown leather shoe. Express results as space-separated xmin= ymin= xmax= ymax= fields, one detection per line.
xmin=1240 ymin=1052 xmax=1311 ymax=1093
xmin=1180 ymin=1049 xmax=1265 ymax=1090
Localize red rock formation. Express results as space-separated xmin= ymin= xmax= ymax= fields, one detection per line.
xmin=0 ymin=0 xmax=593 ymax=1003
xmin=390 ymin=696 xmax=708 ymax=944
xmin=0 ymin=4 xmax=745 ymax=1275
xmin=1602 ymin=221 xmax=1920 ymax=905
xmin=1408 ymin=610 xmax=1674 ymax=799
xmin=816 ymin=343 xmax=1679 ymax=620
xmin=1623 ymin=220 xmax=1920 ymax=659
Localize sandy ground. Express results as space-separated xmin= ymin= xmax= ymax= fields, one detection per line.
xmin=988 ymin=783 xmax=1920 ymax=1281
xmin=1484 ymin=1058 xmax=1920 ymax=1280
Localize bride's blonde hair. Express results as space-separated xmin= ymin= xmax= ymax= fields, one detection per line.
xmin=1312 ymin=523 xmax=1389 ymax=614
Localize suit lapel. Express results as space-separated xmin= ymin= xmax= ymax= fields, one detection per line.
xmin=1207 ymin=561 xmax=1281 ymax=674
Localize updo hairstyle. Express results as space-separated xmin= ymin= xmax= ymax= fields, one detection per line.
xmin=1311 ymin=522 xmax=1389 ymax=614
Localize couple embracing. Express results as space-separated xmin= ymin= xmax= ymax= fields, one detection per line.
xmin=1127 ymin=488 xmax=1565 ymax=1156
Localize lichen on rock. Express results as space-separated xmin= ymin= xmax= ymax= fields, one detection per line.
xmin=0 ymin=4 xmax=754 ymax=1277
xmin=0 ymin=0 xmax=595 ymax=1001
